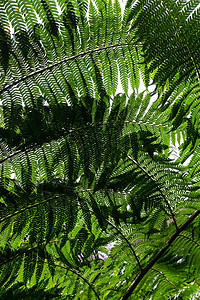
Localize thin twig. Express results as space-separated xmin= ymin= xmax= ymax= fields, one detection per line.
xmin=127 ymin=155 xmax=178 ymax=230
xmin=1 ymin=243 xmax=100 ymax=300
xmin=121 ymin=210 xmax=200 ymax=300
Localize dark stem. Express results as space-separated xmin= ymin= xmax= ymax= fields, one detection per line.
xmin=0 ymin=150 xmax=23 ymax=164
xmin=1 ymin=236 xmax=100 ymax=299
xmin=179 ymin=233 xmax=200 ymax=247
xmin=121 ymin=210 xmax=200 ymax=300
xmin=151 ymin=267 xmax=176 ymax=287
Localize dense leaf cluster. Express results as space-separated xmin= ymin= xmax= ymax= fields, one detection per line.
xmin=0 ymin=0 xmax=200 ymax=299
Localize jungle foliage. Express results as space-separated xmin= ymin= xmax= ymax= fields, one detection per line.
xmin=0 ymin=0 xmax=200 ymax=299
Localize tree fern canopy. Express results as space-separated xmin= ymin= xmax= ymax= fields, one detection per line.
xmin=0 ymin=0 xmax=200 ymax=299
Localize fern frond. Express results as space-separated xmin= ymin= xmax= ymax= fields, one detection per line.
xmin=0 ymin=0 xmax=200 ymax=298
xmin=127 ymin=0 xmax=200 ymax=156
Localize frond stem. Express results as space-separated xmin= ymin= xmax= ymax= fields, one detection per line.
xmin=0 ymin=119 xmax=170 ymax=165
xmin=179 ymin=233 xmax=200 ymax=247
xmin=127 ymin=155 xmax=178 ymax=230
xmin=107 ymin=220 xmax=142 ymax=272
xmin=1 ymin=246 xmax=100 ymax=300
xmin=47 ymin=262 xmax=101 ymax=300
xmin=0 ymin=42 xmax=137 ymax=95
xmin=0 ymin=189 xmax=92 ymax=224
xmin=121 ymin=210 xmax=200 ymax=300
xmin=151 ymin=267 xmax=176 ymax=287
xmin=0 ymin=197 xmax=56 ymax=224
xmin=0 ymin=149 xmax=24 ymax=164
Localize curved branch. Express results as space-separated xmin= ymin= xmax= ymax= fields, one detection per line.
xmin=0 ymin=42 xmax=136 ymax=95
xmin=0 ymin=150 xmax=23 ymax=164
xmin=179 ymin=233 xmax=200 ymax=248
xmin=121 ymin=210 xmax=200 ymax=300
xmin=127 ymin=155 xmax=178 ymax=230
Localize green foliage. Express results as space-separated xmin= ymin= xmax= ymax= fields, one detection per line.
xmin=0 ymin=0 xmax=200 ymax=299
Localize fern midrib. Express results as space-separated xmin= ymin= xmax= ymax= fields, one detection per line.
xmin=107 ymin=220 xmax=142 ymax=271
xmin=0 ymin=189 xmax=92 ymax=224
xmin=151 ymin=267 xmax=176 ymax=288
xmin=127 ymin=155 xmax=178 ymax=230
xmin=0 ymin=196 xmax=58 ymax=224
xmin=0 ymin=241 xmax=100 ymax=299
xmin=0 ymin=120 xmax=171 ymax=164
xmin=179 ymin=233 xmax=200 ymax=247
xmin=45 ymin=262 xmax=101 ymax=300
xmin=0 ymin=42 xmax=138 ymax=95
